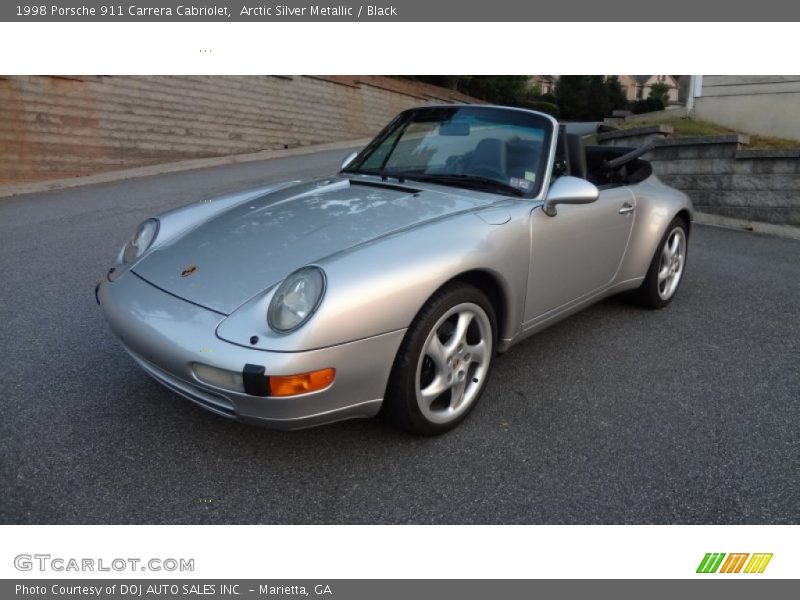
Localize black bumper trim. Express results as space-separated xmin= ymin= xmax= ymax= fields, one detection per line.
xmin=243 ymin=363 xmax=270 ymax=396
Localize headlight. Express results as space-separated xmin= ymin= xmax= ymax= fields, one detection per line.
xmin=267 ymin=266 xmax=326 ymax=333
xmin=120 ymin=218 xmax=159 ymax=265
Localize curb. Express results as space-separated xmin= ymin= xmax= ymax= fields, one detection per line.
xmin=0 ymin=138 xmax=371 ymax=199
xmin=694 ymin=211 xmax=800 ymax=241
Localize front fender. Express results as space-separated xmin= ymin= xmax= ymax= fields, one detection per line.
xmin=216 ymin=206 xmax=535 ymax=352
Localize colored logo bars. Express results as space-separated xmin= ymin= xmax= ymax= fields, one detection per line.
xmin=696 ymin=553 xmax=773 ymax=574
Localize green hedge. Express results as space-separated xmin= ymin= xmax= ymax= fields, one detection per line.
xmin=630 ymin=98 xmax=666 ymax=115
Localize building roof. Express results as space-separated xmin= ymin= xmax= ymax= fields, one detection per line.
xmin=633 ymin=75 xmax=678 ymax=85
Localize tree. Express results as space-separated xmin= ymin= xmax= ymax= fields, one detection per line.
xmin=648 ymin=82 xmax=672 ymax=106
xmin=605 ymin=75 xmax=628 ymax=111
xmin=401 ymin=76 xmax=533 ymax=105
xmin=459 ymin=76 xmax=533 ymax=104
xmin=556 ymin=75 xmax=619 ymax=120
xmin=555 ymin=76 xmax=592 ymax=120
xmin=587 ymin=76 xmax=611 ymax=120
xmin=403 ymin=75 xmax=631 ymax=120
xmin=402 ymin=75 xmax=469 ymax=90
xmin=527 ymin=83 xmax=543 ymax=97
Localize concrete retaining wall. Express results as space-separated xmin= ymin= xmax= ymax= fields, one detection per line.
xmin=0 ymin=75 xmax=477 ymax=184
xmin=597 ymin=126 xmax=800 ymax=226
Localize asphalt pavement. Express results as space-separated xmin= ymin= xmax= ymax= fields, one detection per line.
xmin=1 ymin=147 xmax=798 ymax=524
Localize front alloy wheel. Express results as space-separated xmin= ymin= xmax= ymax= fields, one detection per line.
xmin=383 ymin=283 xmax=496 ymax=434
xmin=415 ymin=302 xmax=493 ymax=425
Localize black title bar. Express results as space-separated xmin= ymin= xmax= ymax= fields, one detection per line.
xmin=4 ymin=1 xmax=800 ymax=21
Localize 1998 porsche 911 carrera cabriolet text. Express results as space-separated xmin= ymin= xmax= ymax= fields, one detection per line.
xmin=97 ymin=105 xmax=692 ymax=434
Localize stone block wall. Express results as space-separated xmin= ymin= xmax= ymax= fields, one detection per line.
xmin=0 ymin=75 xmax=477 ymax=184
xmin=596 ymin=127 xmax=800 ymax=226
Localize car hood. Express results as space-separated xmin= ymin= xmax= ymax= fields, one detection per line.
xmin=133 ymin=177 xmax=492 ymax=314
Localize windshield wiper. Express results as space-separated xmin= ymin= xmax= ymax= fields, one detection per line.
xmin=380 ymin=168 xmax=405 ymax=183
xmin=342 ymin=167 xmax=406 ymax=183
xmin=397 ymin=173 xmax=525 ymax=197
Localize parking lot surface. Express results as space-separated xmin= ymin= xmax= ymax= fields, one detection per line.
xmin=1 ymin=148 xmax=798 ymax=524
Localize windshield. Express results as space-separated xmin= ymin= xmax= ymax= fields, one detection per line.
xmin=343 ymin=106 xmax=554 ymax=197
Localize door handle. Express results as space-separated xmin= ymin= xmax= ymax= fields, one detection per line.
xmin=618 ymin=202 xmax=635 ymax=215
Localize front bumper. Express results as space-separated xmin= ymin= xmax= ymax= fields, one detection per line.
xmin=97 ymin=272 xmax=405 ymax=429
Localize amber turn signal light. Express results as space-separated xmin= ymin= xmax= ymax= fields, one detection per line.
xmin=268 ymin=368 xmax=335 ymax=397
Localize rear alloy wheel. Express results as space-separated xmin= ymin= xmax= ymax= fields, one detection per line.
xmin=634 ymin=217 xmax=688 ymax=308
xmin=657 ymin=226 xmax=687 ymax=301
xmin=383 ymin=284 xmax=496 ymax=434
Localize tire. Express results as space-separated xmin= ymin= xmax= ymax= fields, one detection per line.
xmin=382 ymin=282 xmax=497 ymax=435
xmin=633 ymin=217 xmax=689 ymax=309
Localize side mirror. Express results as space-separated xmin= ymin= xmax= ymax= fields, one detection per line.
xmin=543 ymin=176 xmax=600 ymax=217
xmin=340 ymin=150 xmax=359 ymax=171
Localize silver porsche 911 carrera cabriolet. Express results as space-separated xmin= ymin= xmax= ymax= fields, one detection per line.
xmin=97 ymin=105 xmax=692 ymax=434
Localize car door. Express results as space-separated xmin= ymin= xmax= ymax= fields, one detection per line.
xmin=523 ymin=184 xmax=636 ymax=322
